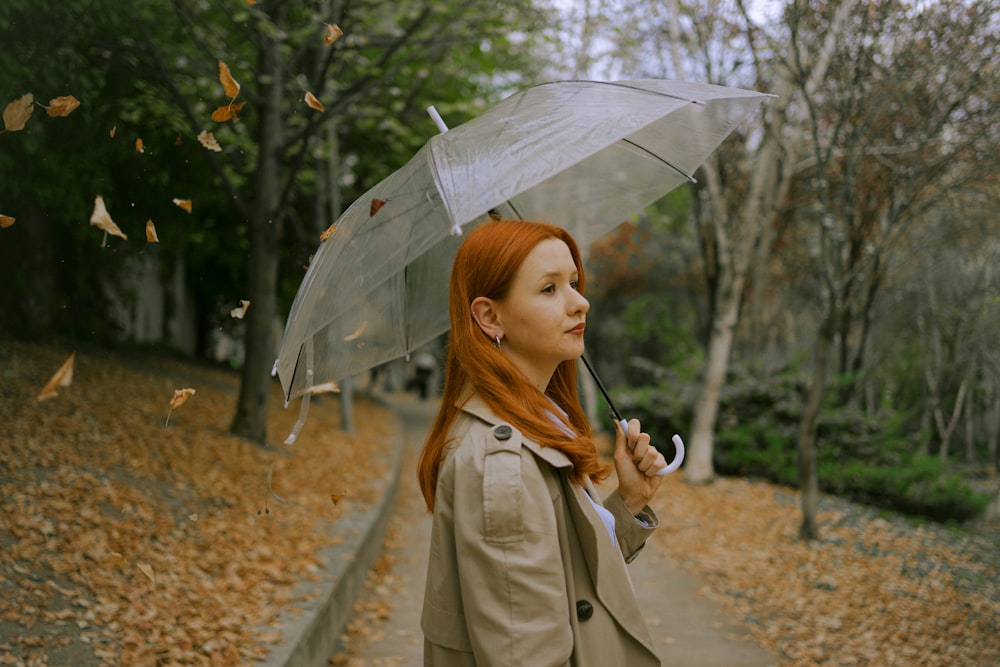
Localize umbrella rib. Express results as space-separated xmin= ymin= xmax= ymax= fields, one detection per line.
xmin=621 ymin=138 xmax=697 ymax=183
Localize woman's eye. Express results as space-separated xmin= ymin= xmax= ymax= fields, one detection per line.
xmin=570 ymin=280 xmax=580 ymax=291
xmin=541 ymin=284 xmax=556 ymax=294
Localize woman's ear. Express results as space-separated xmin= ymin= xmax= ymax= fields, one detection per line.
xmin=470 ymin=297 xmax=501 ymax=339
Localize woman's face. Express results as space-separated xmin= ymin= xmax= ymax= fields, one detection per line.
xmin=493 ymin=238 xmax=590 ymax=390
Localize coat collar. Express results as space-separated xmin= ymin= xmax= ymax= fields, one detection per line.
xmin=457 ymin=391 xmax=575 ymax=472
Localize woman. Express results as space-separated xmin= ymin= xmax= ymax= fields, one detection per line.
xmin=418 ymin=219 xmax=666 ymax=666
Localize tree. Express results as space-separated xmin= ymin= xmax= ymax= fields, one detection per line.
xmin=787 ymin=0 xmax=1000 ymax=537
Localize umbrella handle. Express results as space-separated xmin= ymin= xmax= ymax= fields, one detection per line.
xmin=619 ymin=419 xmax=685 ymax=476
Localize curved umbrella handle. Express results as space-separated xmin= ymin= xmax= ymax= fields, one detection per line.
xmin=620 ymin=420 xmax=685 ymax=476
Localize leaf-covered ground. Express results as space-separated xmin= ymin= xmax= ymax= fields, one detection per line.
xmin=0 ymin=342 xmax=394 ymax=666
xmin=646 ymin=461 xmax=1000 ymax=665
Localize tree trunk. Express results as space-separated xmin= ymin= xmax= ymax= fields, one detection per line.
xmin=798 ymin=312 xmax=835 ymax=541
xmin=231 ymin=4 xmax=284 ymax=444
xmin=685 ymin=276 xmax=743 ymax=483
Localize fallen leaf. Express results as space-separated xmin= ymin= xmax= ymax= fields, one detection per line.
xmin=188 ymin=513 xmax=199 ymax=522
xmin=136 ymin=562 xmax=155 ymax=584
xmin=145 ymin=220 xmax=159 ymax=243
xmin=0 ymin=214 xmax=14 ymax=228
xmin=369 ymin=199 xmax=387 ymax=216
xmin=165 ymin=388 xmax=196 ymax=426
xmin=89 ymin=196 xmax=128 ymax=241
xmin=211 ymin=101 xmax=246 ymax=123
xmin=135 ymin=138 xmax=144 ymax=153
xmin=173 ymin=198 xmax=192 ymax=213
xmin=306 ymin=381 xmax=340 ymax=395
xmin=46 ymin=95 xmax=80 ymax=117
xmin=230 ymin=300 xmax=250 ymax=319
xmin=3 ymin=93 xmax=34 ymax=132
xmin=218 ymin=61 xmax=241 ymax=100
xmin=319 ymin=223 xmax=338 ymax=241
xmin=304 ymin=91 xmax=325 ymax=112
xmin=343 ymin=322 xmax=366 ymax=341
xmin=37 ymin=353 xmax=75 ymax=401
xmin=197 ymin=130 xmax=222 ymax=152
xmin=324 ymin=23 xmax=344 ymax=46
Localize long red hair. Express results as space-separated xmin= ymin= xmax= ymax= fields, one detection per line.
xmin=417 ymin=219 xmax=610 ymax=511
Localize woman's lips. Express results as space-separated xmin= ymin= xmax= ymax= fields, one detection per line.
xmin=568 ymin=324 xmax=586 ymax=334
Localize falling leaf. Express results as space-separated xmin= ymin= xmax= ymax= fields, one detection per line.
xmin=197 ymin=130 xmax=222 ymax=152
xmin=37 ymin=353 xmax=75 ymax=401
xmin=136 ymin=562 xmax=155 ymax=584
xmin=3 ymin=93 xmax=34 ymax=132
xmin=230 ymin=300 xmax=250 ymax=319
xmin=89 ymin=195 xmax=128 ymax=241
xmin=110 ymin=125 xmax=117 ymax=138
xmin=211 ymin=101 xmax=246 ymax=123
xmin=135 ymin=138 xmax=145 ymax=153
xmin=330 ymin=493 xmax=345 ymax=506
xmin=306 ymin=381 xmax=340 ymax=395
xmin=324 ymin=23 xmax=344 ymax=46
xmin=304 ymin=91 xmax=325 ymax=112
xmin=165 ymin=388 xmax=196 ymax=426
xmin=46 ymin=95 xmax=80 ymax=117
xmin=145 ymin=220 xmax=159 ymax=243
xmin=369 ymin=199 xmax=387 ymax=216
xmin=344 ymin=322 xmax=367 ymax=341
xmin=172 ymin=198 xmax=192 ymax=213
xmin=0 ymin=214 xmax=14 ymax=228
xmin=319 ymin=223 xmax=338 ymax=241
xmin=218 ymin=61 xmax=241 ymax=100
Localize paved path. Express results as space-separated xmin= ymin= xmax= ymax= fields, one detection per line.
xmin=330 ymin=393 xmax=776 ymax=666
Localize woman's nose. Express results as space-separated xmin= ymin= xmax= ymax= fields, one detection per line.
xmin=571 ymin=291 xmax=589 ymax=315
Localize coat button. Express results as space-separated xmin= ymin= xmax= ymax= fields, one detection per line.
xmin=576 ymin=600 xmax=593 ymax=621
xmin=494 ymin=425 xmax=512 ymax=440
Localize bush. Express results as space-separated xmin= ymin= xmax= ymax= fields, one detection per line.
xmin=617 ymin=370 xmax=992 ymax=524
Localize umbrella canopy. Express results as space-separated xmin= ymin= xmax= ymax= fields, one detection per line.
xmin=276 ymin=79 xmax=770 ymax=402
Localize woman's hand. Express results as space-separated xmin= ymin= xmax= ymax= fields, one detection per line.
xmin=613 ymin=418 xmax=666 ymax=515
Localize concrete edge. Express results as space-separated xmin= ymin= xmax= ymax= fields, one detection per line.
xmin=256 ymin=401 xmax=406 ymax=667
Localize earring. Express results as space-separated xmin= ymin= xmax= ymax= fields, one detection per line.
xmin=493 ymin=334 xmax=502 ymax=350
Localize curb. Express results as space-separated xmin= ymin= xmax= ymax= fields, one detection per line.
xmin=256 ymin=402 xmax=406 ymax=667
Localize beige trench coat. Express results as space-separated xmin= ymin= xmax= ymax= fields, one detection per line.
xmin=421 ymin=394 xmax=662 ymax=666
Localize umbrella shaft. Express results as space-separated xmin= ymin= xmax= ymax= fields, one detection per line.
xmin=580 ymin=354 xmax=625 ymax=425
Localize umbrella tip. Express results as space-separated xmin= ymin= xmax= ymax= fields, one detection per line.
xmin=427 ymin=105 xmax=449 ymax=134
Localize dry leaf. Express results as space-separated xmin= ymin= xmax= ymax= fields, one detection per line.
xmin=306 ymin=381 xmax=340 ymax=395
xmin=211 ymin=101 xmax=246 ymax=123
xmin=230 ymin=300 xmax=250 ymax=319
xmin=330 ymin=493 xmax=345 ymax=506
xmin=319 ymin=223 xmax=338 ymax=241
xmin=370 ymin=199 xmax=387 ymax=216
xmin=172 ymin=198 xmax=192 ymax=213
xmin=197 ymin=130 xmax=222 ymax=152
xmin=165 ymin=388 xmax=196 ymax=426
xmin=136 ymin=562 xmax=155 ymax=584
xmin=324 ymin=23 xmax=344 ymax=46
xmin=89 ymin=195 xmax=128 ymax=241
xmin=0 ymin=214 xmax=14 ymax=228
xmin=110 ymin=125 xmax=117 ymax=138
xmin=343 ymin=322 xmax=367 ymax=341
xmin=218 ymin=61 xmax=241 ymax=100
xmin=145 ymin=220 xmax=159 ymax=243
xmin=3 ymin=93 xmax=34 ymax=132
xmin=304 ymin=91 xmax=325 ymax=112
xmin=135 ymin=138 xmax=145 ymax=153
xmin=46 ymin=95 xmax=80 ymax=117
xmin=37 ymin=353 xmax=75 ymax=401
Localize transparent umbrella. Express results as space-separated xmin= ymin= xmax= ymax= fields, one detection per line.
xmin=275 ymin=79 xmax=771 ymax=459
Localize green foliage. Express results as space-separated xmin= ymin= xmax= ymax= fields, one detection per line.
xmin=617 ymin=366 xmax=992 ymax=523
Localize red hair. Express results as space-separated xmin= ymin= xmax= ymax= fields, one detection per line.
xmin=417 ymin=219 xmax=610 ymax=511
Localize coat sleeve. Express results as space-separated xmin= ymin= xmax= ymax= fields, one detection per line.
xmin=450 ymin=427 xmax=573 ymax=667
xmin=603 ymin=489 xmax=659 ymax=564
